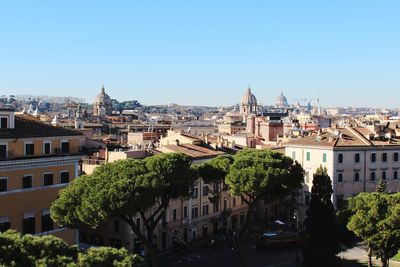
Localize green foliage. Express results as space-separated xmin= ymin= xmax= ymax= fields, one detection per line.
xmin=302 ymin=166 xmax=339 ymax=267
xmin=347 ymin=192 xmax=400 ymax=264
xmin=195 ymin=155 xmax=234 ymax=184
xmin=78 ymin=247 xmax=143 ymax=267
xmin=0 ymin=230 xmax=77 ymax=266
xmin=376 ymin=179 xmax=388 ymax=193
xmin=225 ymin=149 xmax=304 ymax=202
xmin=0 ymin=230 xmax=143 ymax=267
xmin=52 ymin=153 xmax=194 ymax=228
xmin=51 ymin=153 xmax=194 ymax=267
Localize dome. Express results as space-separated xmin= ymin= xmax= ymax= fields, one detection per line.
xmin=240 ymin=87 xmax=258 ymax=114
xmin=241 ymin=87 xmax=257 ymax=106
xmin=275 ymin=91 xmax=288 ymax=108
xmin=94 ymin=85 xmax=111 ymax=105
xmin=93 ymin=85 xmax=113 ymax=115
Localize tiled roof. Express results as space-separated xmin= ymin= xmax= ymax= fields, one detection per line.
xmin=286 ymin=127 xmax=400 ymax=148
xmin=157 ymin=144 xmax=224 ymax=159
xmin=0 ymin=115 xmax=83 ymax=139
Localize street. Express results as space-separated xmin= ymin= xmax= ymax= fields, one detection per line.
xmin=159 ymin=242 xmax=300 ymax=267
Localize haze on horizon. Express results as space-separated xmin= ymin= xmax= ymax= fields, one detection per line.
xmin=1 ymin=1 xmax=399 ymax=108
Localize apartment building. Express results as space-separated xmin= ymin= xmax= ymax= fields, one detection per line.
xmin=285 ymin=125 xmax=400 ymax=211
xmin=0 ymin=108 xmax=84 ymax=243
xmin=78 ymin=130 xmax=248 ymax=253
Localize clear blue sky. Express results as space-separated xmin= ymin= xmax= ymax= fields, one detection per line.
xmin=1 ymin=0 xmax=399 ymax=107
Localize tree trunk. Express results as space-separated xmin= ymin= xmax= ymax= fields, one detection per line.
xmin=368 ymin=247 xmax=372 ymax=267
xmin=146 ymin=243 xmax=159 ymax=267
xmin=236 ymin=200 xmax=255 ymax=267
xmin=123 ymin=218 xmax=160 ymax=267
xmin=381 ymin=257 xmax=388 ymax=267
xmin=139 ymin=234 xmax=159 ymax=267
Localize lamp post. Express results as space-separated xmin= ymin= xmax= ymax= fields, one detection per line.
xmin=293 ymin=210 xmax=300 ymax=263
xmin=293 ymin=210 xmax=299 ymax=231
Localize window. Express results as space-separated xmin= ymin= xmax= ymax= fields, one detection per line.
xmin=0 ymin=145 xmax=6 ymax=159
xmin=202 ymin=185 xmax=209 ymax=196
xmin=382 ymin=153 xmax=388 ymax=162
xmin=0 ymin=178 xmax=7 ymax=192
xmin=338 ymin=153 xmax=343 ymax=163
xmin=41 ymin=210 xmax=53 ymax=232
xmin=355 ymin=153 xmax=360 ymax=163
xmin=371 ymin=153 xmax=376 ymax=163
xmin=43 ymin=142 xmax=51 ymax=155
xmin=60 ymin=171 xmax=69 ymax=184
xmin=394 ymin=171 xmax=398 ymax=180
xmin=43 ymin=173 xmax=53 ymax=186
xmin=306 ymin=152 xmax=311 ymax=161
xmin=337 ymin=173 xmax=343 ymax=183
xmin=25 ymin=142 xmax=34 ymax=156
xmin=22 ymin=213 xmax=35 ymax=235
xmin=183 ymin=206 xmax=187 ymax=218
xmin=202 ymin=204 xmax=209 ymax=216
xmin=0 ymin=217 xmax=10 ymax=232
xmin=191 ymin=207 xmax=198 ymax=219
xmin=213 ymin=202 xmax=219 ymax=213
xmin=292 ymin=151 xmax=296 ymax=160
xmin=192 ymin=187 xmax=198 ymax=198
xmin=382 ymin=171 xmax=387 ymax=180
xmin=394 ymin=153 xmax=399 ymax=162
xmin=323 ymin=153 xmax=327 ymax=163
xmin=232 ymin=197 xmax=236 ymax=207
xmin=0 ymin=117 xmax=7 ymax=129
xmin=114 ymin=219 xmax=120 ymax=232
xmin=370 ymin=172 xmax=376 ymax=181
xmin=354 ymin=172 xmax=360 ymax=182
xmin=61 ymin=141 xmax=69 ymax=154
xmin=224 ymin=198 xmax=228 ymax=210
xmin=172 ymin=209 xmax=177 ymax=221
xmin=22 ymin=175 xmax=33 ymax=189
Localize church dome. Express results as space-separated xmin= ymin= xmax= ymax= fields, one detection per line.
xmin=241 ymin=87 xmax=257 ymax=106
xmin=240 ymin=87 xmax=258 ymax=115
xmin=93 ymin=85 xmax=113 ymax=115
xmin=94 ymin=85 xmax=111 ymax=106
xmin=275 ymin=91 xmax=288 ymax=107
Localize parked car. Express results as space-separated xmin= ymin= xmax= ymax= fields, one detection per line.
xmin=255 ymin=231 xmax=301 ymax=249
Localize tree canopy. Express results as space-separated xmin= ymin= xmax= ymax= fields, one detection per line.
xmin=225 ymin=149 xmax=304 ymax=206
xmin=347 ymin=192 xmax=400 ymax=267
xmin=51 ymin=153 xmax=194 ymax=267
xmin=0 ymin=230 xmax=143 ymax=267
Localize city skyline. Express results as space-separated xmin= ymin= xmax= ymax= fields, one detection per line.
xmin=1 ymin=1 xmax=400 ymax=107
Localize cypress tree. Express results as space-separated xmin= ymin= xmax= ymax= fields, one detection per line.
xmin=302 ymin=166 xmax=339 ymax=267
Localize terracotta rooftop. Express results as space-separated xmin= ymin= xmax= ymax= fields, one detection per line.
xmin=286 ymin=126 xmax=400 ymax=148
xmin=157 ymin=144 xmax=224 ymax=159
xmin=0 ymin=115 xmax=83 ymax=139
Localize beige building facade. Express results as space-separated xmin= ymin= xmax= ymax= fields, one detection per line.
xmin=285 ymin=126 xmax=400 ymax=211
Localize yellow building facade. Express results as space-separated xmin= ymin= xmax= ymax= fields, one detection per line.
xmin=0 ymin=108 xmax=84 ymax=243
